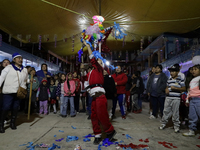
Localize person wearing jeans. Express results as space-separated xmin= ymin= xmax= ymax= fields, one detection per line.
xmin=62 ymin=73 xmax=76 ymax=117
xmin=0 ymin=53 xmax=29 ymax=133
xmin=147 ymin=64 xmax=168 ymax=119
xmin=56 ymin=74 xmax=66 ymax=115
xmin=112 ymin=65 xmax=128 ymax=119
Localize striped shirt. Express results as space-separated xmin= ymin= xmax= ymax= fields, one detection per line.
xmin=167 ymin=76 xmax=185 ymax=99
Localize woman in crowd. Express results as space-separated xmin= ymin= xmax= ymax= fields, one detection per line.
xmin=36 ymin=63 xmax=51 ymax=84
xmin=0 ymin=53 xmax=29 ymax=133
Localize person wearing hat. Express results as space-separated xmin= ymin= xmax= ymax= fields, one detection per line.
xmin=0 ymin=52 xmax=29 ymax=133
xmin=159 ymin=64 xmax=186 ymax=133
xmin=147 ymin=64 xmax=168 ymax=119
xmin=36 ymin=79 xmax=51 ymax=115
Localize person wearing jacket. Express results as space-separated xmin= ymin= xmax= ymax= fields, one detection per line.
xmin=36 ymin=63 xmax=52 ymax=84
xmin=49 ymin=79 xmax=57 ymax=114
xmin=56 ymin=74 xmax=66 ymax=115
xmin=62 ymin=73 xmax=76 ymax=117
xmin=0 ymin=53 xmax=29 ymax=133
xmin=36 ymin=79 xmax=51 ymax=115
xmin=112 ymin=66 xmax=128 ymax=119
xmin=25 ymin=67 xmax=39 ymax=114
xmin=147 ymin=64 xmax=168 ymax=119
xmin=103 ymin=70 xmax=117 ymax=119
xmin=73 ymin=71 xmax=81 ymax=113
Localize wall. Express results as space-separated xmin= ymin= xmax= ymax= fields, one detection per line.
xmin=0 ymin=42 xmax=60 ymax=74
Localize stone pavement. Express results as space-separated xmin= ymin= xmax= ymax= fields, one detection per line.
xmin=0 ymin=102 xmax=199 ymax=150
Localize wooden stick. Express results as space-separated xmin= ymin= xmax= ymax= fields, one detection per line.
xmin=28 ymin=74 xmax=33 ymax=120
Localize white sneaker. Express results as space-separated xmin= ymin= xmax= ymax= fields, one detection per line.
xmin=174 ymin=126 xmax=180 ymax=133
xmin=149 ymin=115 xmax=156 ymax=119
xmin=183 ymin=130 xmax=195 ymax=137
xmin=159 ymin=124 xmax=166 ymax=130
xmin=4 ymin=120 xmax=7 ymax=124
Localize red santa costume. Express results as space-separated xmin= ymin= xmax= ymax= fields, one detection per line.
xmin=87 ymin=54 xmax=114 ymax=137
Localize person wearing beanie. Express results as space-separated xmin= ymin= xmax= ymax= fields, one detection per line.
xmin=147 ymin=64 xmax=168 ymax=119
xmin=0 ymin=52 xmax=29 ymax=133
xmin=36 ymin=79 xmax=51 ymax=115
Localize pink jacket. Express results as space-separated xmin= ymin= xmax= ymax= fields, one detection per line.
xmin=187 ymin=76 xmax=200 ymax=100
xmin=64 ymin=80 xmax=75 ymax=96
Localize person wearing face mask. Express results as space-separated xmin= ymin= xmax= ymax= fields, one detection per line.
xmin=0 ymin=53 xmax=29 ymax=133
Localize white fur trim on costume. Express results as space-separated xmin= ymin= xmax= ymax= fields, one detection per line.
xmin=89 ymin=54 xmax=94 ymax=59
xmin=95 ymin=134 xmax=102 ymax=138
xmin=13 ymin=54 xmax=22 ymax=60
xmin=88 ymin=86 xmax=105 ymax=97
xmin=84 ymin=81 xmax=89 ymax=90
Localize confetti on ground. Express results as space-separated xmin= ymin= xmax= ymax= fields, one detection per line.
xmin=118 ymin=143 xmax=149 ymax=149
xmin=71 ymin=126 xmax=76 ymax=129
xmin=66 ymin=136 xmax=79 ymax=142
xmin=158 ymin=141 xmax=177 ymax=149
xmin=55 ymin=138 xmax=64 ymax=142
xmin=59 ymin=130 xmax=64 ymax=133
xmin=126 ymin=134 xmax=133 ymax=139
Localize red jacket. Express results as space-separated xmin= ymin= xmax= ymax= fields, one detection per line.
xmin=112 ymin=72 xmax=127 ymax=94
xmin=73 ymin=78 xmax=81 ymax=93
xmin=89 ymin=58 xmax=104 ymax=86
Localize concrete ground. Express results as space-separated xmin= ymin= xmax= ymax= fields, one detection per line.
xmin=0 ymin=102 xmax=199 ymax=150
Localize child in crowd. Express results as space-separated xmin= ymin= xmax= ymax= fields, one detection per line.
xmin=54 ymin=74 xmax=59 ymax=86
xmin=183 ymin=64 xmax=200 ymax=136
xmin=56 ymin=74 xmax=66 ymax=115
xmin=73 ymin=71 xmax=81 ymax=113
xmin=159 ymin=64 xmax=185 ymax=133
xmin=49 ymin=79 xmax=57 ymax=114
xmin=26 ymin=68 xmax=39 ymax=114
xmin=62 ymin=73 xmax=76 ymax=117
xmin=36 ymin=79 xmax=51 ymax=115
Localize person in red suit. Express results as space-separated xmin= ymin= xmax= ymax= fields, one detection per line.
xmin=81 ymin=40 xmax=116 ymax=145
xmin=112 ymin=66 xmax=128 ymax=119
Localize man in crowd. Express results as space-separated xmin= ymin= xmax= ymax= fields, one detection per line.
xmin=124 ymin=69 xmax=132 ymax=112
xmin=147 ymin=64 xmax=168 ymax=119
xmin=112 ymin=66 xmax=128 ymax=119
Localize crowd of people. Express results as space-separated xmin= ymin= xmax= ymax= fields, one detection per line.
xmin=0 ymin=51 xmax=199 ymax=144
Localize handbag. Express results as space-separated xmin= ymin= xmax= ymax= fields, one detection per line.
xmin=16 ymin=71 xmax=27 ymax=99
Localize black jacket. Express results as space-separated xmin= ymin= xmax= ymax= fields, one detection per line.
xmin=103 ymin=75 xmax=117 ymax=99
xmin=39 ymin=84 xmax=50 ymax=101
xmin=147 ymin=72 xmax=168 ymax=97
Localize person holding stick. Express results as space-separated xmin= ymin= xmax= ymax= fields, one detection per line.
xmin=0 ymin=53 xmax=29 ymax=133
